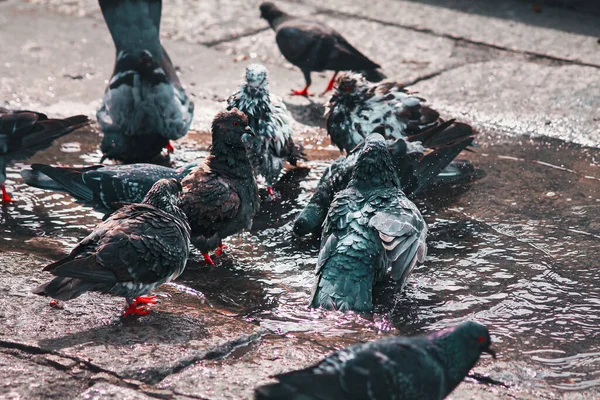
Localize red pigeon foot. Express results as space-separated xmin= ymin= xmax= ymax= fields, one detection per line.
xmin=290 ymin=87 xmax=312 ymax=96
xmin=215 ymin=244 xmax=228 ymax=256
xmin=202 ymin=253 xmax=216 ymax=266
xmin=133 ymin=295 xmax=157 ymax=306
xmin=165 ymin=141 xmax=175 ymax=153
xmin=321 ymin=71 xmax=339 ymax=95
xmin=1 ymin=183 xmax=13 ymax=203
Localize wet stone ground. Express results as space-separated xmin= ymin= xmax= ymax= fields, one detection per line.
xmin=1 ymin=0 xmax=600 ymax=399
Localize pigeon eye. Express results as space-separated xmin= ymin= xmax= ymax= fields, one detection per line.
xmin=345 ymin=86 xmax=352 ymax=92
xmin=233 ymin=121 xmax=239 ymax=126
xmin=478 ymin=336 xmax=485 ymax=343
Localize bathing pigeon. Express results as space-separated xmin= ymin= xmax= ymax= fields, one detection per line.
xmin=98 ymin=0 xmax=194 ymax=163
xmin=293 ymin=121 xmax=475 ymax=236
xmin=0 ymin=107 xmax=89 ymax=203
xmin=310 ymin=133 xmax=427 ymax=312
xmin=180 ymin=109 xmax=259 ymax=265
xmin=33 ymin=178 xmax=191 ymax=317
xmin=325 ymin=72 xmax=465 ymax=153
xmin=259 ymin=2 xmax=385 ymax=96
xmin=227 ymin=64 xmax=305 ymax=197
xmin=255 ymin=321 xmax=496 ymax=400
xmin=21 ymin=161 xmax=198 ymax=211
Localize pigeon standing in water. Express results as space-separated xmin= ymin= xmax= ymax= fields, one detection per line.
xmin=227 ymin=64 xmax=305 ymax=198
xmin=310 ymin=134 xmax=427 ymax=312
xmin=325 ymin=72 xmax=462 ymax=153
xmin=180 ymin=109 xmax=259 ymax=265
xmin=293 ymin=120 xmax=475 ymax=236
xmin=97 ymin=0 xmax=194 ymax=163
xmin=255 ymin=321 xmax=496 ymax=400
xmin=21 ymin=161 xmax=199 ymax=211
xmin=0 ymin=107 xmax=89 ymax=203
xmin=33 ymin=179 xmax=191 ymax=317
xmin=259 ymin=2 xmax=386 ymax=96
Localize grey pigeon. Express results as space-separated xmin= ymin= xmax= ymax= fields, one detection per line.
xmin=310 ymin=133 xmax=427 ymax=312
xmin=227 ymin=64 xmax=305 ymax=197
xmin=255 ymin=321 xmax=496 ymax=400
xmin=21 ymin=161 xmax=198 ymax=211
xmin=0 ymin=107 xmax=89 ymax=203
xmin=180 ymin=109 xmax=259 ymax=265
xmin=326 ymin=72 xmax=463 ymax=153
xmin=33 ymin=178 xmax=191 ymax=317
xmin=259 ymin=2 xmax=385 ymax=96
xmin=98 ymin=0 xmax=194 ymax=163
xmin=294 ymin=121 xmax=475 ymax=236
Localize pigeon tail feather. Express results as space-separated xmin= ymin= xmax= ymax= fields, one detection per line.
xmin=32 ymin=277 xmax=100 ymax=301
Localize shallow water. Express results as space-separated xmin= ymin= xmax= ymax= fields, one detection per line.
xmin=1 ymin=126 xmax=599 ymax=395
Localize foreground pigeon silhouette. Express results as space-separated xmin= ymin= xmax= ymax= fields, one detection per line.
xmin=180 ymin=109 xmax=259 ymax=265
xmin=0 ymin=107 xmax=89 ymax=203
xmin=98 ymin=0 xmax=194 ymax=162
xmin=310 ymin=134 xmax=427 ymax=312
xmin=227 ymin=64 xmax=305 ymax=198
xmin=294 ymin=121 xmax=475 ymax=236
xmin=255 ymin=321 xmax=497 ymax=400
xmin=33 ymin=179 xmax=190 ymax=317
xmin=259 ymin=2 xmax=385 ymax=96
xmin=21 ymin=161 xmax=198 ymax=211
xmin=326 ymin=72 xmax=472 ymax=153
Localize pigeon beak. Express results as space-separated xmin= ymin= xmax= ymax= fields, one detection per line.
xmin=245 ymin=126 xmax=256 ymax=137
xmin=100 ymin=154 xmax=108 ymax=163
xmin=484 ymin=347 xmax=497 ymax=359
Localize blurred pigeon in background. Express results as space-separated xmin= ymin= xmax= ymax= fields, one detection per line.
xmin=310 ymin=134 xmax=427 ymax=312
xmin=0 ymin=107 xmax=89 ymax=203
xmin=228 ymin=64 xmax=305 ymax=198
xmin=259 ymin=2 xmax=386 ymax=96
xmin=33 ymin=178 xmax=190 ymax=317
xmin=97 ymin=0 xmax=194 ymax=163
xmin=255 ymin=321 xmax=496 ymax=400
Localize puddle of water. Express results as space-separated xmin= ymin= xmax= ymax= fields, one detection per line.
xmin=1 ymin=126 xmax=599 ymax=394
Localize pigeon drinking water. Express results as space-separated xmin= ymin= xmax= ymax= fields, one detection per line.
xmin=33 ymin=178 xmax=191 ymax=317
xmin=0 ymin=107 xmax=89 ymax=203
xmin=180 ymin=109 xmax=260 ymax=265
xmin=97 ymin=0 xmax=194 ymax=162
xmin=259 ymin=2 xmax=386 ymax=96
xmin=255 ymin=321 xmax=496 ymax=400
xmin=227 ymin=64 xmax=305 ymax=198
xmin=310 ymin=133 xmax=427 ymax=312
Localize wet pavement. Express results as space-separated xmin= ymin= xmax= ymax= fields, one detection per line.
xmin=1 ymin=0 xmax=599 ymax=399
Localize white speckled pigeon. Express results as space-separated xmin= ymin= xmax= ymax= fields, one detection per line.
xmin=325 ymin=72 xmax=468 ymax=153
xmin=33 ymin=178 xmax=191 ymax=317
xmin=180 ymin=109 xmax=260 ymax=265
xmin=255 ymin=321 xmax=497 ymax=400
xmin=97 ymin=0 xmax=194 ymax=163
xmin=310 ymin=133 xmax=427 ymax=312
xmin=259 ymin=2 xmax=386 ymax=96
xmin=294 ymin=120 xmax=475 ymax=236
xmin=0 ymin=107 xmax=89 ymax=203
xmin=227 ymin=64 xmax=305 ymax=198
xmin=21 ymin=161 xmax=198 ymax=211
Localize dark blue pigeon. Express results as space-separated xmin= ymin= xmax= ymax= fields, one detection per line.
xmin=33 ymin=178 xmax=191 ymax=317
xmin=259 ymin=2 xmax=385 ymax=96
xmin=255 ymin=321 xmax=496 ymax=400
xmin=97 ymin=0 xmax=194 ymax=163
xmin=0 ymin=107 xmax=89 ymax=203
xmin=310 ymin=133 xmax=427 ymax=312
xmin=293 ymin=120 xmax=475 ymax=236
xmin=227 ymin=64 xmax=305 ymax=198
xmin=21 ymin=161 xmax=198 ymax=211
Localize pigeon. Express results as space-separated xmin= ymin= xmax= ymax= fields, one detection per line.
xmin=180 ymin=109 xmax=259 ymax=265
xmin=293 ymin=120 xmax=475 ymax=236
xmin=227 ymin=64 xmax=305 ymax=197
xmin=310 ymin=133 xmax=427 ymax=312
xmin=254 ymin=321 xmax=496 ymax=400
xmin=33 ymin=178 xmax=191 ymax=317
xmin=97 ymin=0 xmax=194 ymax=163
xmin=325 ymin=72 xmax=469 ymax=154
xmin=259 ymin=2 xmax=386 ymax=96
xmin=21 ymin=161 xmax=198 ymax=211
xmin=0 ymin=107 xmax=89 ymax=203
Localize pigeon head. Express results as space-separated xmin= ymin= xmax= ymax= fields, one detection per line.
xmin=259 ymin=2 xmax=285 ymax=23
xmin=211 ymin=108 xmax=255 ymax=154
xmin=350 ymin=133 xmax=400 ymax=189
xmin=244 ymin=64 xmax=269 ymax=95
xmin=142 ymin=178 xmax=186 ymax=219
xmin=330 ymin=72 xmax=368 ymax=107
xmin=429 ymin=321 xmax=496 ymax=392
